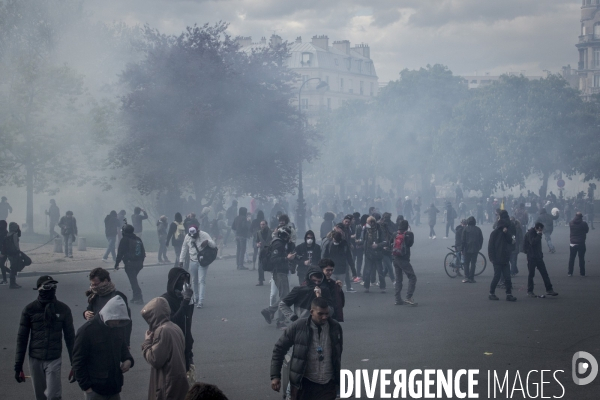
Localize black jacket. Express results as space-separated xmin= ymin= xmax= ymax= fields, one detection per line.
xmin=115 ymin=232 xmax=146 ymax=265
xmin=166 ymin=221 xmax=184 ymax=247
xmin=72 ymin=315 xmax=134 ymax=396
xmin=84 ymin=291 xmax=132 ymax=346
xmin=455 ymin=225 xmax=465 ymax=249
xmin=161 ymin=267 xmax=194 ymax=370
xmin=363 ymin=224 xmax=387 ymax=261
xmin=267 ymin=238 xmax=296 ymax=274
xmin=461 ymin=218 xmax=483 ymax=254
xmin=15 ymin=299 xmax=75 ymax=371
xmin=488 ymin=220 xmax=513 ymax=264
xmin=294 ymin=230 xmax=322 ymax=278
xmin=525 ymin=227 xmax=544 ymax=260
xmin=279 ymin=267 xmax=334 ymax=321
xmin=58 ymin=216 xmax=78 ymax=236
xmin=569 ymin=215 xmax=589 ymax=245
xmin=271 ymin=317 xmax=343 ymax=389
xmin=231 ymin=208 xmax=250 ymax=238
xmin=322 ymin=238 xmax=354 ymax=275
xmin=104 ymin=214 xmax=118 ymax=237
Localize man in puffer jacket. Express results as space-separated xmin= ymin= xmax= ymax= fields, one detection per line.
xmin=15 ymin=275 xmax=75 ymax=400
xmin=568 ymin=212 xmax=589 ymax=276
xmin=270 ymin=297 xmax=343 ymax=400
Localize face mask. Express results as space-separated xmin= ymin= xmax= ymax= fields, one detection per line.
xmin=307 ymin=239 xmax=314 ymax=245
xmin=366 ymin=224 xmax=371 ymax=229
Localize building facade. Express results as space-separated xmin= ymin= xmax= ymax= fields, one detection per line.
xmin=238 ymin=35 xmax=378 ymax=120
xmin=577 ymin=0 xmax=600 ymax=98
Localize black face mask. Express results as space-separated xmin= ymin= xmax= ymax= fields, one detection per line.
xmin=38 ymin=287 xmax=56 ymax=301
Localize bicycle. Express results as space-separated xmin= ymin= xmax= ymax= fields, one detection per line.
xmin=444 ymin=246 xmax=487 ymax=278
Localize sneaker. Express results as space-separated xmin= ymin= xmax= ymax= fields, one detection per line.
xmin=432 ymin=236 xmax=436 ymax=239
xmin=261 ymin=309 xmax=273 ymax=324
xmin=506 ymin=294 xmax=517 ymax=302
xmin=196 ymin=303 xmax=203 ymax=309
xmin=527 ymin=292 xmax=537 ymax=298
xmin=443 ymin=237 xmax=448 ymax=239
xmin=567 ymin=274 xmax=572 ymax=277
xmin=546 ymin=290 xmax=558 ymax=296
xmin=0 ymin=280 xmax=8 ymax=285
xmin=469 ymin=279 xmax=476 ymax=283
xmin=374 ymin=282 xmax=379 ymax=286
xmin=462 ymin=279 xmax=470 ymax=283
xmin=9 ymin=284 xmax=22 ymax=289
xmin=403 ymin=298 xmax=418 ymax=306
xmin=255 ymin=282 xmax=264 ymax=286
xmin=488 ymin=294 xmax=499 ymax=300
xmin=353 ymin=277 xmax=362 ymax=283
xmin=238 ymin=266 xmax=249 ymax=270
xmin=346 ymin=287 xmax=356 ymax=293
xmin=102 ymin=258 xmax=110 ymax=263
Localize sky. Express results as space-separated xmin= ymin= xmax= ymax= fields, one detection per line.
xmin=85 ymin=0 xmax=582 ymax=83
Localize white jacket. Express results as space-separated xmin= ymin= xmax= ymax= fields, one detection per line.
xmin=179 ymin=231 xmax=216 ymax=263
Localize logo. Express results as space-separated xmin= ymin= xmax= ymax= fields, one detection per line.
xmin=572 ymin=351 xmax=598 ymax=386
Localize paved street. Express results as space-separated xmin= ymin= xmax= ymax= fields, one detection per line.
xmin=1 ymin=224 xmax=598 ymax=399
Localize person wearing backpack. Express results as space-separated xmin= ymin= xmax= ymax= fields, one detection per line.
xmin=461 ymin=216 xmax=483 ymax=283
xmin=179 ymin=226 xmax=216 ymax=309
xmin=2 ymin=222 xmax=23 ymax=288
xmin=115 ymin=224 xmax=146 ymax=304
xmin=524 ymin=222 xmax=558 ymax=298
xmin=166 ymin=212 xmax=186 ymax=267
xmin=393 ymin=220 xmax=417 ymax=306
xmin=260 ymin=227 xmax=295 ymax=330
xmin=58 ymin=211 xmax=77 ymax=258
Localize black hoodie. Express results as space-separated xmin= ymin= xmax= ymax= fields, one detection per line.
xmin=569 ymin=214 xmax=589 ymax=245
xmin=279 ymin=266 xmax=333 ymax=321
xmin=161 ymin=267 xmax=194 ymax=369
xmin=231 ymin=207 xmax=250 ymax=238
xmin=488 ymin=219 xmax=513 ymax=264
xmin=461 ymin=216 xmax=483 ymax=254
xmin=293 ymin=230 xmax=322 ymax=278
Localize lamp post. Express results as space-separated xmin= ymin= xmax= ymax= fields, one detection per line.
xmin=296 ymin=78 xmax=328 ymax=237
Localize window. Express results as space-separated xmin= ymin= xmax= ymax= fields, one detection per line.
xmin=348 ymin=79 xmax=353 ymax=94
xmin=345 ymin=58 xmax=351 ymax=70
xmin=360 ymin=81 xmax=364 ymax=95
xmin=301 ymin=98 xmax=308 ymax=110
xmin=370 ymin=82 xmax=374 ymax=96
xmin=357 ymin=60 xmax=362 ymax=72
xmin=301 ymin=52 xmax=312 ymax=66
xmin=340 ymin=78 xmax=344 ymax=92
xmin=594 ymin=48 xmax=600 ymax=68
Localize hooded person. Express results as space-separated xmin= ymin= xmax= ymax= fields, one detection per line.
xmin=141 ymin=297 xmax=189 ymax=400
xmin=5 ymin=222 xmax=22 ymax=288
xmin=103 ymin=210 xmax=119 ymax=262
xmin=231 ymin=207 xmax=250 ymax=270
xmin=115 ymin=224 xmax=146 ymax=304
xmin=72 ymin=295 xmax=134 ymax=398
xmin=0 ymin=219 xmax=9 ymax=284
xmin=425 ymin=203 xmax=440 ymax=239
xmin=58 ymin=211 xmax=77 ymax=258
xmin=319 ymin=258 xmax=345 ymax=322
xmin=131 ymin=206 xmax=148 ymax=236
xmin=460 ymin=216 xmax=484 ymax=283
xmin=568 ymin=212 xmax=589 ymax=276
xmin=524 ymin=223 xmax=558 ymax=298
xmin=279 ymin=266 xmax=334 ymax=322
xmin=179 ymin=226 xmax=217 ymax=308
xmin=292 ymin=230 xmax=322 ymax=285
xmin=487 ymin=219 xmax=516 ymax=301
xmin=161 ymin=267 xmax=195 ymax=372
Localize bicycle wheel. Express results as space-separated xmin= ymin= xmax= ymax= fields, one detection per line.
xmin=444 ymin=253 xmax=458 ymax=278
xmin=475 ymin=252 xmax=487 ymax=276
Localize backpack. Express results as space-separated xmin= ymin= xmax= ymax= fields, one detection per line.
xmin=128 ymin=236 xmax=145 ymax=261
xmin=174 ymin=222 xmax=185 ymax=241
xmin=1 ymin=233 xmax=19 ymax=257
xmin=192 ymin=240 xmax=218 ymax=267
xmin=392 ymin=232 xmax=408 ymax=257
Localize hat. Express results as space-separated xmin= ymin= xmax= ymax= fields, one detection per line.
xmin=188 ymin=226 xmax=197 ymax=234
xmin=35 ymin=275 xmax=58 ymax=290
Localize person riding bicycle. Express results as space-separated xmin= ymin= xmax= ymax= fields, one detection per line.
xmin=461 ymin=216 xmax=483 ymax=283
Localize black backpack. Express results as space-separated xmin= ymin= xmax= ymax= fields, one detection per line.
xmin=1 ymin=233 xmax=19 ymax=257
xmin=261 ymin=238 xmax=285 ymax=272
xmin=128 ymin=236 xmax=145 ymax=261
xmin=192 ymin=240 xmax=218 ymax=267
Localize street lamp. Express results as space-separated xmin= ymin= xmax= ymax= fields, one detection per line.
xmin=296 ymin=78 xmax=328 ymax=237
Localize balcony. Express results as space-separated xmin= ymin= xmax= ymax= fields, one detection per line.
xmin=578 ymin=33 xmax=600 ymax=45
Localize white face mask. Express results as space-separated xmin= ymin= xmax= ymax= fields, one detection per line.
xmin=366 ymin=224 xmax=371 ymax=229
xmin=307 ymin=239 xmax=314 ymax=245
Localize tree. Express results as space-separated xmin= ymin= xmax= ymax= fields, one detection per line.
xmin=114 ymin=23 xmax=316 ymax=208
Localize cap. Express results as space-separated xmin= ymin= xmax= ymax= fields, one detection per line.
xmin=35 ymin=275 xmax=58 ymax=289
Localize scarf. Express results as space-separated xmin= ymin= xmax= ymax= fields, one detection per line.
xmin=85 ymin=281 xmax=116 ymax=303
xmin=38 ymin=288 xmax=57 ymax=327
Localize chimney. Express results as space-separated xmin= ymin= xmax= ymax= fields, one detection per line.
xmin=260 ymin=36 xmax=267 ymax=45
xmin=333 ymin=40 xmax=350 ymax=55
xmin=270 ymin=34 xmax=282 ymax=46
xmin=295 ymin=36 xmax=302 ymax=44
xmin=235 ymin=36 xmax=253 ymax=47
xmin=352 ymin=43 xmax=370 ymax=59
xmin=311 ymin=35 xmax=329 ymax=50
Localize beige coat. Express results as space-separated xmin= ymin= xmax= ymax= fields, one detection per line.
xmin=141 ymin=297 xmax=189 ymax=400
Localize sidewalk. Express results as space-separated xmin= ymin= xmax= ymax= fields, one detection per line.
xmin=17 ymin=242 xmax=241 ymax=277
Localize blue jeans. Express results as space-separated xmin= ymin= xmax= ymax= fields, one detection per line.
xmin=103 ymin=236 xmax=116 ymax=261
xmin=63 ymin=235 xmax=73 ymax=256
xmin=189 ymin=260 xmax=208 ymax=304
xmin=382 ymin=255 xmax=395 ymax=282
xmin=544 ymin=232 xmax=555 ymax=252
